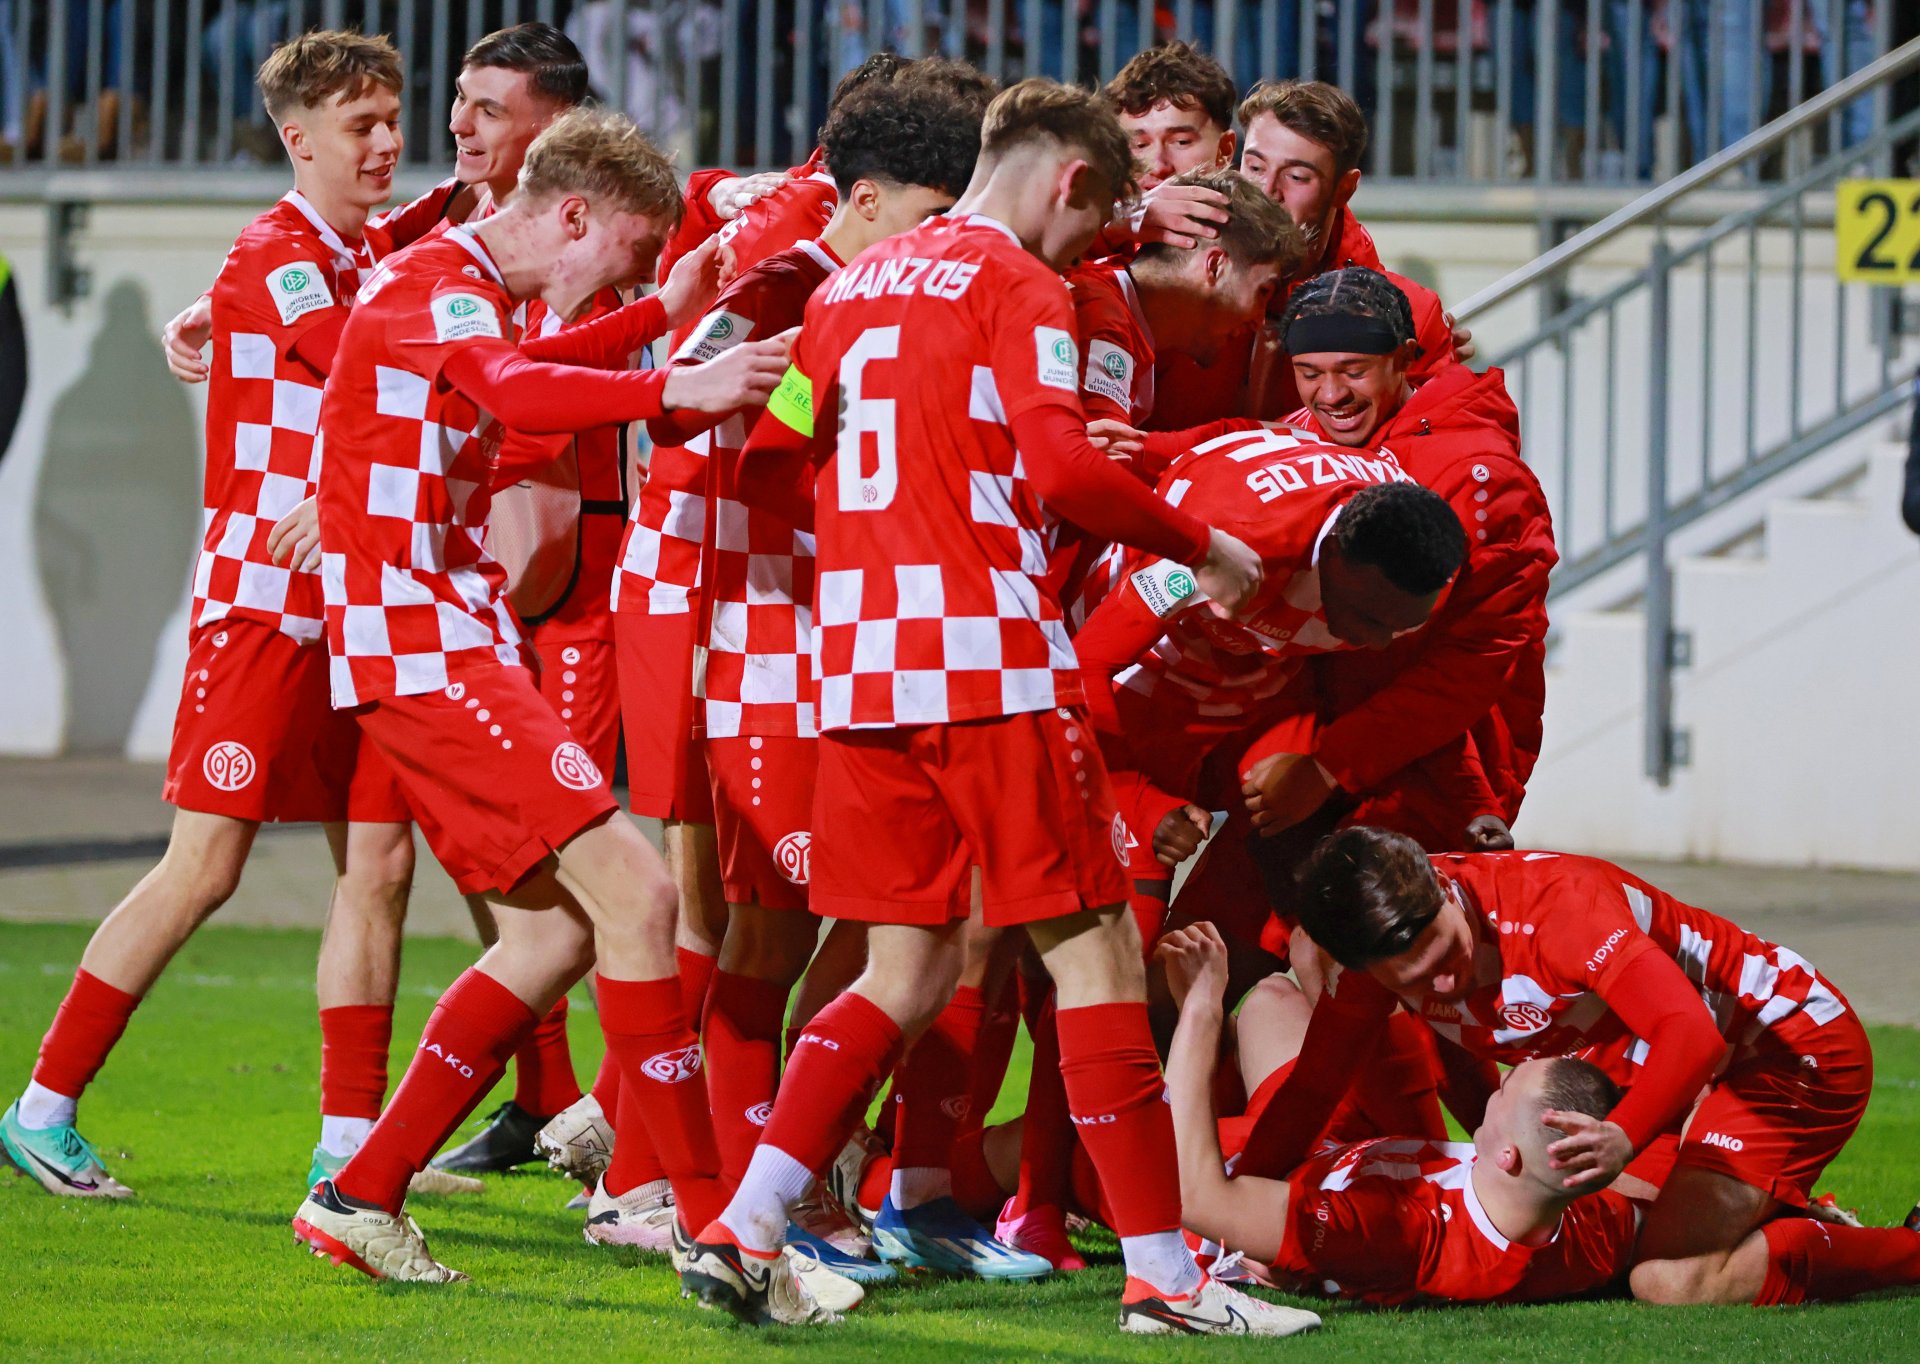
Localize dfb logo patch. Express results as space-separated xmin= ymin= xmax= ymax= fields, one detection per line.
xmin=551 ymin=741 xmax=604 ymax=792
xmin=640 ymin=1045 xmax=703 ymax=1084
xmin=773 ymin=831 xmax=812 ymax=885
xmin=203 ymin=741 xmax=257 ymax=792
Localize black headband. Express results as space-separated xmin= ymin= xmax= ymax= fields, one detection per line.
xmin=1283 ymin=312 xmax=1407 ymax=357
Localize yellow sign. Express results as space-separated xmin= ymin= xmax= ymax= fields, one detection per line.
xmin=1836 ymin=179 xmax=1920 ymax=283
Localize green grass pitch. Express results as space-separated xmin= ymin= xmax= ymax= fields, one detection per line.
xmin=1 ymin=919 xmax=1914 ymax=1362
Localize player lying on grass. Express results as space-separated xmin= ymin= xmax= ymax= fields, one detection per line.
xmin=1259 ymin=828 xmax=1920 ymax=1306
xmin=0 ymin=29 xmax=432 ymax=1203
xmin=1159 ymin=921 xmax=1646 ymax=1306
xmin=288 ymin=107 xmax=789 ymax=1285
xmin=675 ymin=78 xmax=1318 ymax=1335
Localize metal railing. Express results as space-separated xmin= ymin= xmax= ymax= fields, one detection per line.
xmin=1454 ymin=34 xmax=1920 ymax=785
xmin=0 ymin=1 xmax=1895 ymax=186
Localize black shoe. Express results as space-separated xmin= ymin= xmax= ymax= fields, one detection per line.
xmin=1904 ymin=1201 xmax=1919 ymax=1234
xmin=429 ymin=1101 xmax=548 ymax=1174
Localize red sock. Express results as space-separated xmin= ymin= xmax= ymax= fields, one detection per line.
xmin=859 ymin=1147 xmax=893 ymax=1214
xmin=758 ymin=992 xmax=904 ymax=1179
xmin=1068 ymin=1138 xmax=1116 ymax=1228
xmin=965 ymin=978 xmax=1022 ymax=1126
xmin=1755 ymin=1218 xmax=1920 ymax=1304
xmin=598 ymin=974 xmax=725 ymax=1228
xmin=1055 ymin=1001 xmax=1180 ymax=1237
xmin=511 ymin=996 xmax=581 ymax=1119
xmin=1008 ymin=997 xmax=1076 ymax=1218
xmin=948 ymin=1124 xmax=1005 ymax=1221
xmin=33 ymin=969 xmax=140 ymax=1099
xmin=336 ymin=970 xmax=536 ymax=1214
xmin=594 ymin=949 xmax=712 ymax=1185
xmin=678 ymin=945 xmax=718 ymax=1017
xmin=590 ymin=1049 xmax=623 ymax=1127
xmin=892 ymin=985 xmax=985 ymax=1172
xmin=318 ymin=1004 xmax=392 ymax=1119
xmin=703 ymin=971 xmax=790 ymax=1183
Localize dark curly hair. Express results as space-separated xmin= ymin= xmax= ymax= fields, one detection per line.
xmin=1103 ymin=40 xmax=1236 ymax=133
xmin=1276 ymin=266 xmax=1415 ymax=348
xmin=820 ymin=73 xmax=988 ymax=198
xmin=1333 ymin=482 xmax=1466 ymax=596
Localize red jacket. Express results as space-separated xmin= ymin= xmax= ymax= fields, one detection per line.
xmin=1293 ymin=363 xmax=1554 ymax=841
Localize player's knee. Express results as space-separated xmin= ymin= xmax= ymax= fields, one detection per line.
xmin=158 ymin=847 xmax=246 ymax=918
xmin=1629 ymin=1256 xmax=1717 ymax=1305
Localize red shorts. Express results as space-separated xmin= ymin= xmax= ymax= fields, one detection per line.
xmin=708 ymin=734 xmax=815 ymax=911
xmin=163 ymin=620 xmax=408 ymax=824
xmin=1674 ymin=1011 xmax=1872 ymax=1208
xmin=531 ymin=631 xmax=621 ymax=775
xmin=614 ymin=609 xmax=712 ymax=822
xmin=810 ymin=707 xmax=1129 ymax=927
xmin=353 ymin=665 xmax=618 ymax=895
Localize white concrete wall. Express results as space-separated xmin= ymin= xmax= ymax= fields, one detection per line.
xmin=2 ymin=196 xmax=1915 ymax=868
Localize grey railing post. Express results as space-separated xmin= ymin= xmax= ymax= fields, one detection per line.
xmin=1644 ymin=236 xmax=1675 ymax=786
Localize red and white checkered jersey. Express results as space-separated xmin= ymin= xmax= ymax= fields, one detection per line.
xmin=791 ymin=214 xmax=1092 ymax=731
xmin=195 ymin=191 xmax=383 ymax=644
xmin=317 ymin=225 xmax=524 ymax=706
xmin=1066 ymin=261 xmax=1155 ymax=427
xmin=690 ymin=240 xmax=839 ymax=739
xmin=1081 ymin=426 xmax=1415 ymax=720
xmin=1273 ymin=1137 xmax=1638 ymax=1305
xmin=1412 ymin=851 xmax=1853 ymax=1074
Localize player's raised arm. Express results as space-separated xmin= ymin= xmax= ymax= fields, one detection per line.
xmin=1159 ymin=923 xmax=1291 ymax=1264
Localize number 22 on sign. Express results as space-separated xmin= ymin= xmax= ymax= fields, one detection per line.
xmin=1836 ymin=179 xmax=1920 ymax=284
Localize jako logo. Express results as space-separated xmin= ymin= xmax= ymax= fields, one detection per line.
xmin=1070 ymin=1113 xmax=1117 ymax=1126
xmin=745 ymin=1102 xmax=774 ymax=1126
xmin=1701 ymin=1131 xmax=1745 ymax=1152
xmin=1585 ymin=927 xmax=1631 ymax=973
xmin=1110 ymin=813 xmax=1130 ymax=865
xmin=774 ymin=831 xmax=811 ymax=885
xmin=551 ymin=741 xmax=604 ymax=791
xmin=640 ymin=1046 xmax=702 ymax=1084
xmin=203 ymin=741 xmax=257 ymax=792
xmin=420 ymin=1041 xmax=475 ymax=1078
xmin=797 ymin=1032 xmax=841 ymax=1052
xmin=1499 ymin=1001 xmax=1552 ymax=1032
xmin=940 ymin=1095 xmax=970 ymax=1122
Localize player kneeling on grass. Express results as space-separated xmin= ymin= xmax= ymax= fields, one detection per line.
xmin=289 ymin=107 xmax=791 ymax=1283
xmin=1254 ymin=828 xmax=1920 ymax=1307
xmin=1159 ymin=922 xmax=1645 ymax=1305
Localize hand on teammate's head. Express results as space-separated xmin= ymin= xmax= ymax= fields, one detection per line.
xmin=656 ymin=234 xmax=726 ymax=330
xmin=1130 ymin=180 xmax=1230 ymax=251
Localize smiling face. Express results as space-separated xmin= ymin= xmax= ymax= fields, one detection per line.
xmin=1119 ymin=99 xmax=1233 ymax=192
xmin=1290 ymin=345 xmax=1415 ymax=447
xmin=1365 ymin=880 xmax=1479 ymax=1003
xmin=1238 ymin=112 xmax=1358 ymax=254
xmin=449 ymin=63 xmax=564 ymax=195
xmin=284 ymin=82 xmax=404 ymax=210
